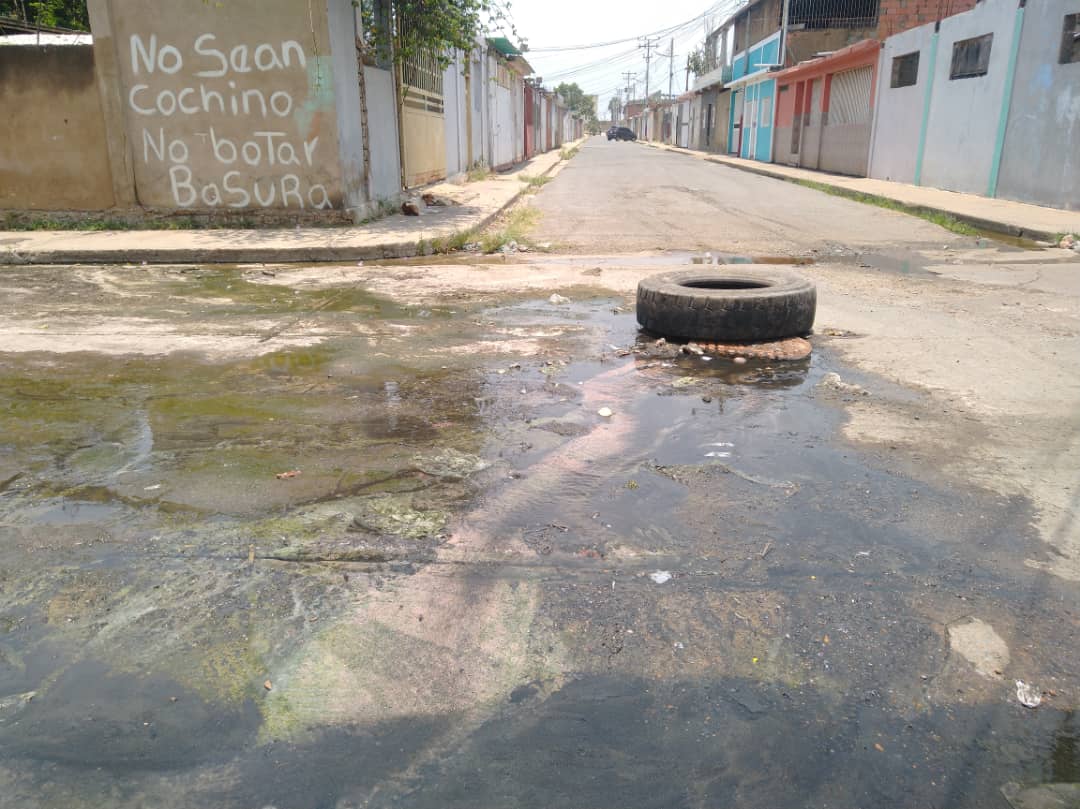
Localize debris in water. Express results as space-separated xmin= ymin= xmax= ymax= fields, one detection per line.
xmin=549 ymin=293 xmax=570 ymax=305
xmin=264 ymin=680 xmax=273 ymax=691
xmin=649 ymin=571 xmax=672 ymax=584
xmin=816 ymin=372 xmax=868 ymax=396
xmin=1015 ymin=680 xmax=1041 ymax=708
xmin=597 ymin=407 xmax=614 ymax=418
xmin=733 ymin=356 xmax=748 ymax=365
xmin=275 ymin=470 xmax=302 ymax=479
xmin=413 ymin=448 xmax=488 ymax=480
xmin=143 ymin=484 xmax=162 ymax=491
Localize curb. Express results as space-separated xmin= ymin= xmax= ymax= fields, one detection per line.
xmin=641 ymin=141 xmax=1062 ymax=244
xmin=0 ymin=141 xmax=582 ymax=267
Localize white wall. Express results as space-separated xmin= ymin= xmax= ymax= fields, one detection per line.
xmin=327 ymin=0 xmax=365 ymax=210
xmin=919 ymin=0 xmax=1020 ymax=194
xmin=997 ymin=0 xmax=1080 ymax=210
xmin=443 ymin=51 xmax=468 ymax=178
xmin=869 ymin=23 xmax=933 ymax=183
xmin=364 ymin=65 xmax=400 ymax=203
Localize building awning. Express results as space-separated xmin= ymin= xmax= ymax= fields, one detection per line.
xmin=772 ymin=39 xmax=881 ymax=84
xmin=488 ymin=37 xmax=523 ymax=57
xmin=725 ymin=67 xmax=779 ymax=90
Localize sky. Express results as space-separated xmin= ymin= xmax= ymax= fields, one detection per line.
xmin=495 ymin=0 xmax=746 ymax=117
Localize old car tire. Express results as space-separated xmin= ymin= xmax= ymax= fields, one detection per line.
xmin=636 ymin=269 xmax=816 ymax=342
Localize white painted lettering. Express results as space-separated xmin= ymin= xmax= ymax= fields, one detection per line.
xmin=223 ymin=171 xmax=251 ymax=207
xmin=255 ymin=132 xmax=286 ymax=165
xmin=169 ymin=165 xmax=197 ymax=207
xmin=129 ymin=84 xmax=155 ymax=115
xmin=242 ymin=140 xmax=262 ymax=166
xmin=167 ymin=138 xmax=189 ymax=164
xmin=269 ymin=91 xmax=293 ymax=117
xmin=281 ymin=174 xmax=304 ymax=208
xmin=158 ymin=44 xmax=183 ymax=74
xmin=210 ymin=128 xmax=237 ymax=164
xmin=277 ymin=141 xmax=300 ymax=166
xmin=303 ymin=136 xmax=319 ymax=166
xmin=253 ymin=178 xmax=276 ymax=206
xmin=309 ymin=184 xmax=332 ymax=209
xmin=229 ymin=45 xmax=252 ymax=73
xmin=242 ymin=89 xmax=268 ymax=117
xmin=142 ymin=128 xmax=165 ymax=162
xmin=177 ymin=87 xmax=198 ymax=114
xmin=200 ymin=85 xmax=225 ymax=114
xmin=156 ymin=88 xmax=177 ymax=116
xmin=130 ymin=34 xmax=157 ymax=74
xmin=200 ymin=183 xmax=222 ymax=206
xmin=194 ymin=33 xmax=228 ymax=78
xmin=255 ymin=43 xmax=284 ymax=71
xmin=281 ymin=40 xmax=306 ymax=68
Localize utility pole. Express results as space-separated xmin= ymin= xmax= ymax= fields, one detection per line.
xmin=622 ymin=71 xmax=636 ymax=126
xmin=639 ymin=37 xmax=656 ymax=138
xmin=780 ymin=0 xmax=792 ymax=66
xmin=668 ymin=38 xmax=675 ymax=98
xmin=685 ymin=54 xmax=691 ymax=92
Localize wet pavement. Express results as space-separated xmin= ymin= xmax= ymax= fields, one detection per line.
xmin=1 ymin=258 xmax=1079 ymax=809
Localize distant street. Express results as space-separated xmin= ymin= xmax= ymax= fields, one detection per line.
xmin=532 ymin=137 xmax=968 ymax=255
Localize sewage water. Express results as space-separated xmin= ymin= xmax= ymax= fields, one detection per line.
xmin=0 ymin=277 xmax=1076 ymax=809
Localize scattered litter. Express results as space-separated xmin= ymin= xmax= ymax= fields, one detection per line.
xmin=143 ymin=484 xmax=162 ymax=491
xmin=401 ymin=200 xmax=420 ymax=216
xmin=649 ymin=570 xmax=672 ymax=584
xmin=816 ymin=372 xmax=868 ymax=396
xmin=707 ymin=442 xmax=735 ymax=447
xmin=874 ymin=743 xmax=885 ymax=753
xmin=275 ymin=470 xmax=301 ymax=479
xmin=704 ymin=451 xmax=731 ymax=458
xmin=1059 ymin=234 xmax=1076 ymax=250
xmin=264 ymin=680 xmax=273 ymax=691
xmin=672 ymin=376 xmax=697 ymax=388
xmin=597 ymin=407 xmax=614 ymax=418
xmin=733 ymin=356 xmax=748 ymax=365
xmin=548 ymin=293 xmax=570 ymax=305
xmin=760 ymin=541 xmax=772 ymax=559
xmin=681 ymin=343 xmax=705 ymax=356
xmin=1015 ymin=680 xmax=1041 ymax=708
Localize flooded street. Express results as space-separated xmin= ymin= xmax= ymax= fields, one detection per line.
xmin=2 ymin=131 xmax=1080 ymax=809
xmin=1 ymin=244 xmax=1079 ymax=808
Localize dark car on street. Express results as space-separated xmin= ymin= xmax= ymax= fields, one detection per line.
xmin=607 ymin=126 xmax=636 ymax=141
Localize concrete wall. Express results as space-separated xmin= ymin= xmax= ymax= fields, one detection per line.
xmin=90 ymin=0 xmax=347 ymax=212
xmin=997 ymin=0 xmax=1080 ymax=210
xmin=868 ymin=23 xmax=932 ymax=183
xmin=0 ymin=43 xmax=115 ymax=210
xmin=878 ymin=0 xmax=980 ymax=38
xmin=920 ymin=0 xmax=1020 ymax=194
xmin=364 ymin=66 xmax=401 ymax=203
xmin=327 ymin=0 xmax=365 ymax=210
xmin=443 ymin=51 xmax=468 ymax=179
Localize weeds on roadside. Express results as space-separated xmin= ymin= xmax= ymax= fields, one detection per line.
xmin=467 ymin=164 xmax=495 ymax=183
xmin=793 ymin=180 xmax=978 ymax=236
xmin=559 ymin=146 xmax=580 ymax=161
xmin=520 ymin=174 xmax=552 ymax=193
xmin=480 ymin=206 xmax=540 ymax=253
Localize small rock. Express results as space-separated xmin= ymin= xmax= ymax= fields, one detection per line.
xmin=1015 ymin=680 xmax=1042 ymax=708
xmin=597 ymin=407 xmax=614 ymax=418
xmin=549 ymin=293 xmax=570 ymax=305
xmin=649 ymin=570 xmax=672 ymax=584
xmin=401 ymin=200 xmax=420 ymax=216
xmin=733 ymin=356 xmax=747 ymax=365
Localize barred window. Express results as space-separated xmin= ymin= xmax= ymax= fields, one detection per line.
xmin=890 ymin=51 xmax=919 ymax=88
xmin=1062 ymin=13 xmax=1080 ymax=65
xmin=950 ymin=33 xmax=993 ymax=80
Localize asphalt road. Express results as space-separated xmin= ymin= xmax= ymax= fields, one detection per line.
xmin=532 ymin=136 xmax=968 ymax=255
xmin=1 ymin=147 xmax=1080 ymax=809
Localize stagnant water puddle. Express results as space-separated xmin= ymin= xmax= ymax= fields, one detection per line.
xmin=0 ymin=286 xmax=1077 ymax=809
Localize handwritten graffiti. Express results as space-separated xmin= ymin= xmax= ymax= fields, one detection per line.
xmin=125 ymin=33 xmax=333 ymax=210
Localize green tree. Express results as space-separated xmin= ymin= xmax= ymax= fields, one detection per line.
xmin=0 ymin=0 xmax=89 ymax=29
xmin=554 ymin=82 xmax=598 ymax=127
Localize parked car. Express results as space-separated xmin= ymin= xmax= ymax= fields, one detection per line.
xmin=612 ymin=127 xmax=636 ymax=141
xmin=606 ymin=127 xmax=617 ymax=140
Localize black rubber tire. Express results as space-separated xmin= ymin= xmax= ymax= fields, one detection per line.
xmin=636 ymin=268 xmax=816 ymax=342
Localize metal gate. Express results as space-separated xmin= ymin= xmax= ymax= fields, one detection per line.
xmin=399 ymin=48 xmax=446 ymax=187
xmin=828 ymin=66 xmax=873 ymax=126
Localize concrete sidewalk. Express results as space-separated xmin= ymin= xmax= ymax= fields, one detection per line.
xmin=644 ymin=142 xmax=1080 ymax=243
xmin=0 ymin=144 xmax=576 ymax=266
